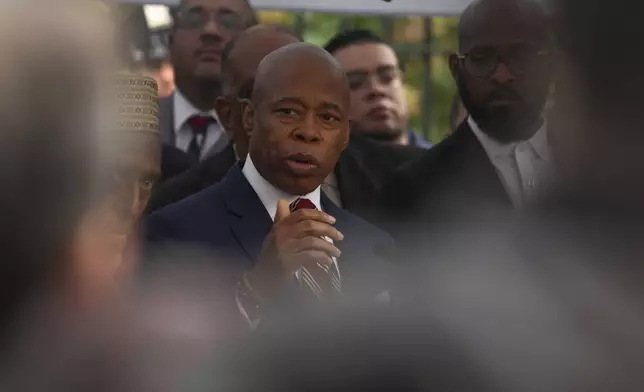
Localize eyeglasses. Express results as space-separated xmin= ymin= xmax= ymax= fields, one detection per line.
xmin=346 ymin=65 xmax=402 ymax=91
xmin=175 ymin=7 xmax=244 ymax=33
xmin=457 ymin=48 xmax=549 ymax=78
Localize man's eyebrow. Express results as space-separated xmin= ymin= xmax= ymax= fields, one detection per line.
xmin=181 ymin=4 xmax=205 ymax=12
xmin=321 ymin=102 xmax=342 ymax=112
xmin=273 ymin=97 xmax=305 ymax=106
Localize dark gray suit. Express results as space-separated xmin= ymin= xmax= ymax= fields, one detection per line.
xmin=159 ymin=93 xmax=230 ymax=159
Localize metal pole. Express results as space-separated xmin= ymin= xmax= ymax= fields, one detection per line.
xmin=339 ymin=17 xmax=351 ymax=31
xmin=381 ymin=17 xmax=393 ymax=41
xmin=293 ymin=13 xmax=305 ymax=38
xmin=420 ymin=17 xmax=433 ymax=140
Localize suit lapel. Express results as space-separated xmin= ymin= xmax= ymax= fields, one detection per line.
xmin=453 ymin=122 xmax=512 ymax=206
xmin=201 ymin=143 xmax=236 ymax=188
xmin=322 ymin=196 xmax=390 ymax=299
xmin=322 ymin=195 xmax=359 ymax=275
xmin=203 ymin=131 xmax=230 ymax=158
xmin=159 ymin=94 xmax=175 ymax=146
xmin=224 ymin=165 xmax=273 ymax=262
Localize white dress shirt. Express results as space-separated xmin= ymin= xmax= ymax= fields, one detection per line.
xmin=238 ymin=156 xmax=340 ymax=327
xmin=469 ymin=116 xmax=551 ymax=207
xmin=242 ymin=155 xmax=339 ymax=272
xmin=243 ymin=155 xmax=323 ymax=219
xmin=173 ymin=89 xmax=223 ymax=159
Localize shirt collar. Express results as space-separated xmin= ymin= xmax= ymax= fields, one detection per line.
xmin=242 ymin=154 xmax=322 ymax=221
xmin=407 ymin=129 xmax=433 ymax=149
xmin=173 ymin=89 xmax=220 ymax=134
xmin=468 ymin=116 xmax=517 ymax=161
xmin=527 ymin=121 xmax=550 ymax=162
xmin=468 ymin=116 xmax=549 ymax=160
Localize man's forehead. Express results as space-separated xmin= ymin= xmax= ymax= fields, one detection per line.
xmin=459 ymin=0 xmax=547 ymax=51
xmin=181 ymin=0 xmax=250 ymax=13
xmin=461 ymin=19 xmax=546 ymax=51
xmin=334 ymin=42 xmax=398 ymax=69
xmin=265 ymin=89 xmax=348 ymax=110
xmin=262 ymin=72 xmax=349 ymax=109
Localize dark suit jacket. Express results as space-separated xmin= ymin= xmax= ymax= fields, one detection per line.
xmin=160 ymin=144 xmax=197 ymax=183
xmin=145 ymin=135 xmax=423 ymax=216
xmin=147 ymin=143 xmax=236 ymax=213
xmin=375 ymin=120 xmax=512 ymax=249
xmin=145 ymin=164 xmax=394 ymax=301
xmin=159 ymin=93 xmax=230 ymax=159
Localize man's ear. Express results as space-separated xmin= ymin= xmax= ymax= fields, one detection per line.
xmin=448 ymin=53 xmax=460 ymax=82
xmin=341 ymin=121 xmax=351 ymax=151
xmin=214 ymin=96 xmax=233 ymax=138
xmin=240 ymin=99 xmax=254 ymax=139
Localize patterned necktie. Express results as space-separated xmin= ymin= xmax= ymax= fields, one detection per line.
xmin=187 ymin=115 xmax=214 ymax=160
xmin=289 ymin=198 xmax=342 ymax=299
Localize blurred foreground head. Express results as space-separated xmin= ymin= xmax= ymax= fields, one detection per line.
xmin=551 ymin=0 xmax=644 ymax=205
xmin=73 ymin=73 xmax=162 ymax=300
xmin=0 ymin=0 xmax=115 ymax=341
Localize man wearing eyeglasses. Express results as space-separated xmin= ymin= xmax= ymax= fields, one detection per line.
xmin=375 ymin=0 xmax=553 ymax=248
xmin=159 ymin=0 xmax=257 ymax=166
xmin=324 ymin=29 xmax=432 ymax=149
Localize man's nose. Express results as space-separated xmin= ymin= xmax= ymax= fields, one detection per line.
xmin=490 ymin=62 xmax=516 ymax=85
xmin=366 ymin=74 xmax=388 ymax=94
xmin=292 ymin=117 xmax=321 ymax=143
xmin=201 ymin=17 xmax=223 ymax=37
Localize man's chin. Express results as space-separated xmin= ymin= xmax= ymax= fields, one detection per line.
xmin=472 ymin=110 xmax=537 ymax=142
xmin=356 ymin=127 xmax=404 ymax=143
xmin=194 ymin=67 xmax=221 ymax=83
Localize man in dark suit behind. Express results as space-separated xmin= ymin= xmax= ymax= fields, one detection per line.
xmin=376 ymin=0 xmax=553 ymax=248
xmin=146 ymin=25 xmax=424 ymax=218
xmin=146 ymin=43 xmax=393 ymax=325
xmin=158 ymin=0 xmax=257 ymax=163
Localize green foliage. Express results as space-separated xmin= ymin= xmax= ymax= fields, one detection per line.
xmin=258 ymin=11 xmax=460 ymax=143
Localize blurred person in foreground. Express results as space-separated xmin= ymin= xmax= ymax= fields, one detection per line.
xmin=73 ymin=73 xmax=162 ymax=302
xmin=190 ymin=307 xmax=493 ymax=392
xmin=376 ymin=0 xmax=553 ymax=248
xmin=0 ymin=0 xmax=138 ymax=390
xmin=390 ymin=0 xmax=644 ymax=389
xmin=0 ymin=0 xmax=115 ymax=334
xmin=0 ymin=17 xmax=233 ymax=389
xmin=547 ymin=0 xmax=644 ymax=209
xmin=324 ymin=29 xmax=431 ymax=149
xmin=160 ymin=0 xmax=257 ymax=163
xmin=145 ymin=25 xmax=423 ymax=219
xmin=146 ymin=43 xmax=394 ymax=327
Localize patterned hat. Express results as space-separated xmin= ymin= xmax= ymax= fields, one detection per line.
xmin=110 ymin=72 xmax=160 ymax=134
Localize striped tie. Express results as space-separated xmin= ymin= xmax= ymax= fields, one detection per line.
xmin=289 ymin=198 xmax=342 ymax=299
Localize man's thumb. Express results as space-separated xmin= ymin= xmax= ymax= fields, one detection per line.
xmin=275 ymin=199 xmax=290 ymax=222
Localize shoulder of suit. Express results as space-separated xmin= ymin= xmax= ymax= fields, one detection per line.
xmin=158 ymin=94 xmax=173 ymax=110
xmin=334 ymin=206 xmax=393 ymax=243
xmin=376 ymin=135 xmax=459 ymax=211
xmin=150 ymin=179 xmax=227 ymax=221
xmin=146 ymin=163 xmax=204 ymax=213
